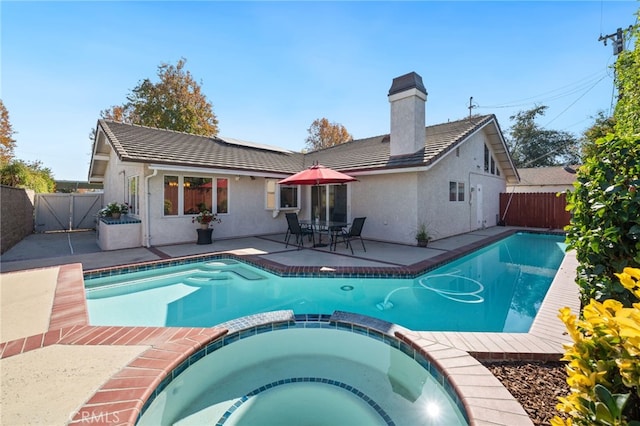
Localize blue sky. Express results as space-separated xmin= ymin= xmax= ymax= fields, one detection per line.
xmin=2 ymin=1 xmax=638 ymax=181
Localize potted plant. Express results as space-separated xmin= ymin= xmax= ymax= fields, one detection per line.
xmin=100 ymin=202 xmax=129 ymax=220
xmin=416 ymin=222 xmax=431 ymax=247
xmin=192 ymin=210 xmax=222 ymax=229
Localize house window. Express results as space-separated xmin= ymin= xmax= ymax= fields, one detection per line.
xmin=449 ymin=181 xmax=465 ymax=202
xmin=485 ymin=144 xmax=499 ymax=176
xmin=127 ymin=176 xmax=139 ymax=215
xmin=184 ymin=177 xmax=213 ymax=214
xmin=164 ymin=175 xmax=179 ymax=216
xmin=484 ymin=144 xmax=489 ymax=172
xmin=217 ymin=178 xmax=228 ymax=214
xmin=266 ymin=179 xmax=300 ymax=210
xmin=280 ymin=186 xmax=298 ymax=208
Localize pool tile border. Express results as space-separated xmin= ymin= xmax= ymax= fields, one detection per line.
xmin=83 ymin=229 xmax=529 ymax=280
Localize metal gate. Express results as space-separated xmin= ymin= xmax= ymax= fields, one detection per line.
xmin=35 ymin=193 xmax=103 ymax=232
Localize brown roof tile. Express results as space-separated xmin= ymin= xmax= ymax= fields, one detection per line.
xmin=97 ymin=114 xmax=507 ymax=176
xmin=515 ymin=166 xmax=579 ymax=186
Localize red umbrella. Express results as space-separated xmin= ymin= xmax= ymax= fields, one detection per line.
xmin=278 ymin=164 xmax=357 ymax=185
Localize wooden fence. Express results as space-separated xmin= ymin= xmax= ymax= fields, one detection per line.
xmin=499 ymin=192 xmax=571 ymax=229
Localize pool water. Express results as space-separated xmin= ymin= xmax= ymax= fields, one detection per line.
xmin=85 ymin=232 xmax=566 ymax=332
xmin=137 ymin=327 xmax=468 ymax=425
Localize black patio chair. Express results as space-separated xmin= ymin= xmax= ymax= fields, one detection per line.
xmin=329 ymin=212 xmax=347 ymax=251
xmin=342 ymin=217 xmax=366 ymax=254
xmin=285 ymin=213 xmax=314 ymax=250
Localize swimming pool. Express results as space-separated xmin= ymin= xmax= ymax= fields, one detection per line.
xmin=85 ymin=232 xmax=566 ymax=332
xmin=136 ymin=319 xmax=469 ymax=425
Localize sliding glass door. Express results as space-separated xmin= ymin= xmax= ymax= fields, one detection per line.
xmin=311 ymin=184 xmax=348 ymax=221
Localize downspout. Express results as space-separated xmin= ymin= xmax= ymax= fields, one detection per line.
xmin=144 ymin=168 xmax=158 ymax=247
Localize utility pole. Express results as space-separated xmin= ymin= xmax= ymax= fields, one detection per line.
xmin=468 ymin=97 xmax=477 ymax=118
xmin=599 ymin=26 xmax=632 ymax=55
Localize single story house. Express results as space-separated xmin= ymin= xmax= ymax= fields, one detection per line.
xmin=88 ymin=72 xmax=519 ymax=250
xmin=506 ymin=166 xmax=578 ymax=194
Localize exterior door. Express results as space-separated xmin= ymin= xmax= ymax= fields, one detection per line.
xmin=311 ymin=184 xmax=348 ymax=221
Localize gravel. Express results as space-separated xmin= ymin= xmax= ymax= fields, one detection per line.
xmin=481 ymin=360 xmax=570 ymax=425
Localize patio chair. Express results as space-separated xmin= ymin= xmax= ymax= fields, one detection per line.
xmin=341 ymin=217 xmax=366 ymax=254
xmin=285 ymin=213 xmax=314 ymax=250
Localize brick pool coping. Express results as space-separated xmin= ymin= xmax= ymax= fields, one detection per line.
xmin=1 ymin=230 xmax=577 ymax=425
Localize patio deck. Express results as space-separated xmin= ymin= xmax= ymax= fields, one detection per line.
xmin=0 ymin=227 xmax=579 ymax=425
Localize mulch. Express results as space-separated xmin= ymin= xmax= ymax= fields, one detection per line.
xmin=481 ymin=360 xmax=570 ymax=425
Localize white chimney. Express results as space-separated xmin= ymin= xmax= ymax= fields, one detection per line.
xmin=388 ymin=72 xmax=427 ymax=156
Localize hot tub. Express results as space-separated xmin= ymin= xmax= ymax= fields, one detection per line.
xmin=137 ymin=317 xmax=468 ymax=425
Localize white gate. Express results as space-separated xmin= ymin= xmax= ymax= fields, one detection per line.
xmin=35 ymin=193 xmax=103 ymax=232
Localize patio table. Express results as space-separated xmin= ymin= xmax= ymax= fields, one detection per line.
xmin=299 ymin=220 xmax=349 ymax=250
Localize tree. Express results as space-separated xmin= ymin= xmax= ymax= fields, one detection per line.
xmin=580 ymin=111 xmax=616 ymax=159
xmin=506 ymin=105 xmax=580 ymax=167
xmin=0 ymin=100 xmax=17 ymax=165
xmin=305 ymin=118 xmax=353 ymax=151
xmin=0 ymin=160 xmax=55 ymax=193
xmin=95 ymin=58 xmax=218 ymax=137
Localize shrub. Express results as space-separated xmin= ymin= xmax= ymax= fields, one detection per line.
xmin=565 ymin=135 xmax=640 ymax=307
xmin=552 ymin=267 xmax=640 ymax=426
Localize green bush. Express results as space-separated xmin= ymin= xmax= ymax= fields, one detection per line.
xmin=565 ymin=135 xmax=640 ymax=306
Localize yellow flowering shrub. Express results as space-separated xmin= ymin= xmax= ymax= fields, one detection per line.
xmin=551 ymin=267 xmax=640 ymax=426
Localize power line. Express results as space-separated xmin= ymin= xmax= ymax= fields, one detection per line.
xmin=543 ymin=75 xmax=606 ymax=127
xmin=476 ymin=71 xmax=608 ymax=109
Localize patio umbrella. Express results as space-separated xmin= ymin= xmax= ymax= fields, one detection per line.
xmin=278 ymin=163 xmax=357 ymax=186
xmin=278 ymin=163 xmax=357 ymax=222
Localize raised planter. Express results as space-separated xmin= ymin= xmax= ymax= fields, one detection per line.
xmin=97 ymin=215 xmax=142 ymax=250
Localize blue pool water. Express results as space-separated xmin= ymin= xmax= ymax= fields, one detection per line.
xmin=85 ymin=232 xmax=566 ymax=332
xmin=137 ymin=325 xmax=469 ymax=425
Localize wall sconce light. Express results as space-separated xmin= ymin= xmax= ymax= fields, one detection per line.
xmin=235 ymin=176 xmax=241 ymax=181
xmin=183 ymin=182 xmax=191 ymax=188
xmin=168 ymin=181 xmax=178 ymax=187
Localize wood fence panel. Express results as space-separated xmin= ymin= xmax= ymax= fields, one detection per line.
xmin=500 ymin=192 xmax=571 ymax=229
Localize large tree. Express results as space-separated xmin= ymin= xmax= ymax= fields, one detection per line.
xmin=506 ymin=105 xmax=580 ymax=167
xmin=305 ymin=118 xmax=353 ymax=151
xmin=99 ymin=58 xmax=218 ymax=137
xmin=0 ymin=100 xmax=17 ymax=165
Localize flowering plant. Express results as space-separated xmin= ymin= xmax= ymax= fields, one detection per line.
xmin=192 ymin=210 xmax=222 ymax=228
xmin=99 ymin=202 xmax=129 ymax=217
xmin=551 ymin=267 xmax=640 ymax=426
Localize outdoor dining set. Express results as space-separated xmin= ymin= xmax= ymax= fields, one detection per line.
xmin=278 ymin=162 xmax=367 ymax=253
xmin=284 ymin=213 xmax=367 ymax=253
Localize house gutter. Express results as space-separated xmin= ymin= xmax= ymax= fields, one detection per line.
xmin=144 ymin=168 xmax=158 ymax=247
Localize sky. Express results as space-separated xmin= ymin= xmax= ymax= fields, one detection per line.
xmin=1 ymin=1 xmax=638 ymax=181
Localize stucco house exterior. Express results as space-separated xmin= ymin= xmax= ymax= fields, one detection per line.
xmin=88 ymin=72 xmax=519 ymax=249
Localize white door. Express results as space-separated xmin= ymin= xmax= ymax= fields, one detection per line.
xmin=476 ymin=184 xmax=483 ymax=228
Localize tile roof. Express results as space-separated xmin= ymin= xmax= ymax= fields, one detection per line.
xmin=98 ymin=120 xmax=305 ymax=175
xmin=93 ymin=114 xmax=515 ymax=180
xmin=305 ymin=114 xmax=498 ymax=172
xmin=514 ymin=166 xmax=579 ymax=186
